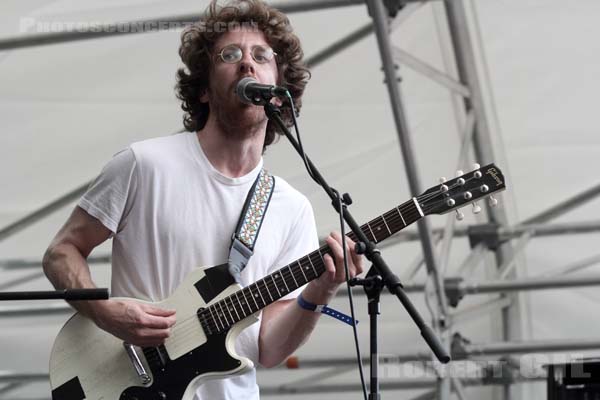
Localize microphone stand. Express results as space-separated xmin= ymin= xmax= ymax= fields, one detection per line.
xmin=263 ymin=102 xmax=450 ymax=396
xmin=0 ymin=288 xmax=109 ymax=301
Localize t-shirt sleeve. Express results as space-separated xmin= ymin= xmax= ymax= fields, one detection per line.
xmin=270 ymin=197 xmax=319 ymax=301
xmin=78 ymin=148 xmax=138 ymax=235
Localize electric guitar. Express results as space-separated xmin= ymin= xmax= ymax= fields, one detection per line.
xmin=49 ymin=164 xmax=506 ymax=400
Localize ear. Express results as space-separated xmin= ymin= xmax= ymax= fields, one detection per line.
xmin=200 ymin=89 xmax=209 ymax=103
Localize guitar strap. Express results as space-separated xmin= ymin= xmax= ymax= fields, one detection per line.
xmin=228 ymin=168 xmax=275 ymax=282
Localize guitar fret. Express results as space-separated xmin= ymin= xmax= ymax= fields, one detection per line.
xmin=280 ymin=271 xmax=291 ymax=293
xmin=242 ymin=288 xmax=256 ymax=314
xmin=213 ymin=304 xmax=223 ymax=328
xmin=200 ymin=310 xmax=213 ymax=335
xmin=250 ymin=285 xmax=265 ymax=309
xmin=396 ymin=206 xmax=407 ymax=226
xmin=316 ymin=249 xmax=327 ymax=273
xmin=217 ymin=302 xmax=230 ymax=326
xmin=381 ymin=214 xmax=392 ymax=235
xmin=413 ymin=197 xmax=424 ymax=217
xmin=229 ymin=297 xmax=241 ymax=321
xmin=307 ymin=254 xmax=318 ymax=276
xmin=366 ymin=222 xmax=377 ymax=243
xmin=222 ymin=300 xmax=235 ymax=324
xmin=261 ymin=279 xmax=274 ymax=302
xmin=288 ymin=265 xmax=299 ymax=288
xmin=234 ymin=292 xmax=248 ymax=318
xmin=210 ymin=305 xmax=224 ymax=331
xmin=206 ymin=306 xmax=223 ymax=330
xmin=270 ymin=275 xmax=282 ymax=297
xmin=207 ymin=306 xmax=217 ymax=330
xmin=298 ymin=260 xmax=308 ymax=282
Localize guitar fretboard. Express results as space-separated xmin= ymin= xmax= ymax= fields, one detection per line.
xmin=199 ymin=197 xmax=424 ymax=335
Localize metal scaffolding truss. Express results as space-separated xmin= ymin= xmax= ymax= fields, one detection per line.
xmin=1 ymin=1 xmax=599 ymax=400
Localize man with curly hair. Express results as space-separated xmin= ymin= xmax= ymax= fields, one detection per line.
xmin=43 ymin=1 xmax=363 ymax=398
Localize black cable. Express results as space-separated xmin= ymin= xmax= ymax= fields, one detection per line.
xmin=286 ymin=92 xmax=320 ymax=185
xmin=286 ymin=93 xmax=368 ymax=400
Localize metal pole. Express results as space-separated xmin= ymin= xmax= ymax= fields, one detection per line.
xmin=0 ymin=303 xmax=71 ymax=317
xmin=522 ymin=183 xmax=600 ymax=225
xmin=461 ymin=275 xmax=600 ymax=294
xmin=0 ymin=255 xmax=111 ymax=270
xmin=463 ymin=339 xmax=600 ymax=357
xmin=366 ymin=2 xmax=450 ymax=396
xmin=0 ymin=0 xmax=367 ymax=51
xmin=0 ymin=271 xmax=45 ymax=290
xmin=442 ymin=11 xmax=524 ymax=400
xmin=536 ymin=254 xmax=600 ymax=278
xmin=335 ymin=274 xmax=600 ymax=297
xmin=381 ymin=220 xmax=600 ymax=245
xmin=0 ymin=373 xmax=47 ymax=382
xmin=260 ymin=376 xmax=546 ymax=395
xmin=273 ymin=339 xmax=600 ymax=370
xmin=306 ymin=2 xmax=423 ymax=68
xmin=0 ymin=182 xmax=90 ymax=243
xmin=306 ymin=23 xmax=374 ymax=68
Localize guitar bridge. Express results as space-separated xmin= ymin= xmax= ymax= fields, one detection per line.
xmin=123 ymin=342 xmax=152 ymax=385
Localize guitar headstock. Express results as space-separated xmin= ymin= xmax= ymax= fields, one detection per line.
xmin=418 ymin=163 xmax=506 ymax=218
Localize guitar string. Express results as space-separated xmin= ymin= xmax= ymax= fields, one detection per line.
xmin=168 ymin=201 xmax=458 ymax=339
xmin=161 ymin=177 xmax=487 ymax=340
xmin=186 ymin=202 xmax=424 ymax=336
xmin=174 ymin=208 xmax=424 ymax=338
xmin=168 ymin=201 xmax=433 ymax=338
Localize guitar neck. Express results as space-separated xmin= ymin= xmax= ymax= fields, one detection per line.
xmin=201 ymin=198 xmax=424 ymax=334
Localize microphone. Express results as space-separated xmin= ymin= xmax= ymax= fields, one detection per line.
xmin=235 ymin=77 xmax=289 ymax=105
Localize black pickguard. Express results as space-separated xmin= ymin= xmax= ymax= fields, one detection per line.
xmin=120 ymin=329 xmax=241 ymax=400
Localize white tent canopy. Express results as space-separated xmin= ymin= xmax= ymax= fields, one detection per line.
xmin=1 ymin=1 xmax=599 ymax=399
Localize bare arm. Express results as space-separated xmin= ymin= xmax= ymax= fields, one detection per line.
xmin=258 ymin=233 xmax=363 ymax=368
xmin=43 ymin=206 xmax=176 ymax=346
xmin=43 ymin=206 xmax=112 ymax=317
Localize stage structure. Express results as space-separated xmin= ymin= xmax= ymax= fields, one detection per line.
xmin=1 ymin=1 xmax=600 ymax=400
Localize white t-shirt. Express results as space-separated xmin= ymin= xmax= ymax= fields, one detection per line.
xmin=79 ymin=131 xmax=319 ymax=399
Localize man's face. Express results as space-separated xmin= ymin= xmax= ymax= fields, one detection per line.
xmin=203 ymin=28 xmax=279 ymax=139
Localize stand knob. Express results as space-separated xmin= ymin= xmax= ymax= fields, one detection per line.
xmin=342 ymin=193 xmax=353 ymax=206
xmin=355 ymin=242 xmax=367 ymax=255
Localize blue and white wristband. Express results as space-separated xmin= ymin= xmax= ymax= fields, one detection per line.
xmin=297 ymin=293 xmax=358 ymax=326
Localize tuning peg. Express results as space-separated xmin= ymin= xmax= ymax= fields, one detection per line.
xmin=455 ymin=210 xmax=465 ymax=221
xmin=456 ymin=170 xmax=464 ymax=177
xmin=439 ymin=177 xmax=447 ymax=183
xmin=473 ymin=162 xmax=482 ymax=178
xmin=472 ymin=202 xmax=482 ymax=214
xmin=489 ymin=195 xmax=498 ymax=207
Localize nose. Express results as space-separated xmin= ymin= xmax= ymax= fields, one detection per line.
xmin=238 ymin=50 xmax=256 ymax=75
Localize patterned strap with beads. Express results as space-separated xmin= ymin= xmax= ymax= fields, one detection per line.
xmin=228 ymin=169 xmax=275 ymax=282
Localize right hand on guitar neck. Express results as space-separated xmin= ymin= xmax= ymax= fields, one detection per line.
xmin=92 ymin=299 xmax=177 ymax=347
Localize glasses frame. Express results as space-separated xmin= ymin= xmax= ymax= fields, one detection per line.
xmin=216 ymin=44 xmax=278 ymax=65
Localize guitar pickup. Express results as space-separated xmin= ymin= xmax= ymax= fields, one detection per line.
xmin=123 ymin=342 xmax=152 ymax=385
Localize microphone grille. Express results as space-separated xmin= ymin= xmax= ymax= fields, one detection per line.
xmin=236 ymin=77 xmax=257 ymax=103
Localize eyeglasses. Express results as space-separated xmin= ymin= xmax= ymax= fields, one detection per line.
xmin=216 ymin=44 xmax=277 ymax=65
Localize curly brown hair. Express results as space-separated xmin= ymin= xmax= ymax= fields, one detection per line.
xmin=175 ymin=0 xmax=310 ymax=150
